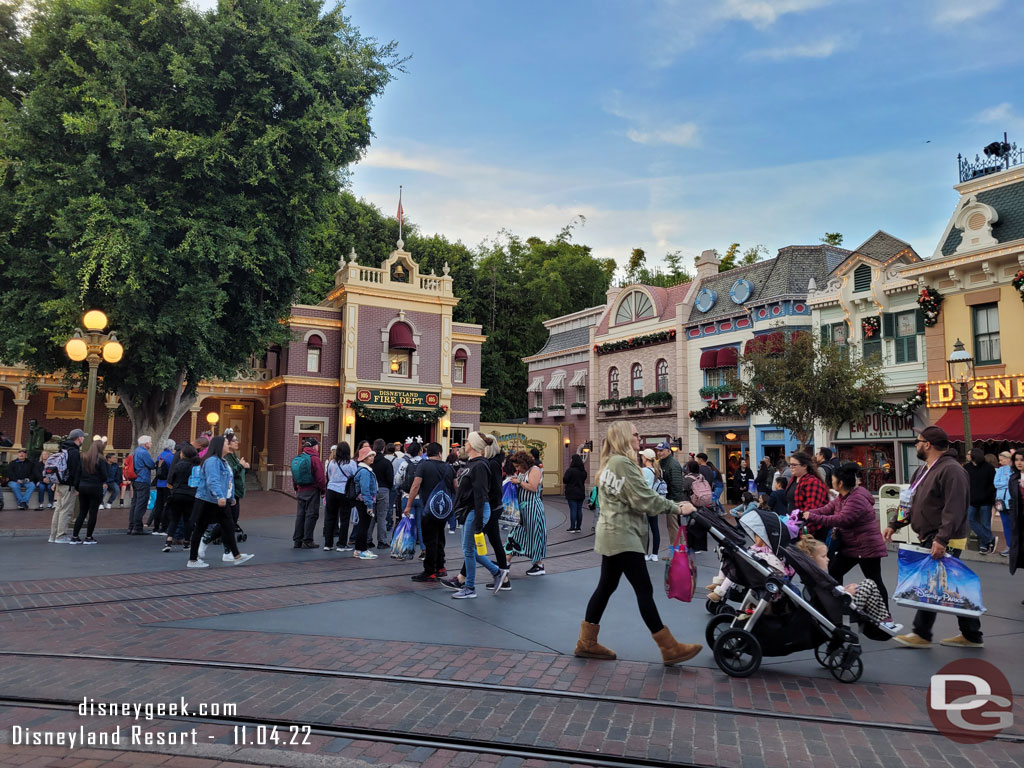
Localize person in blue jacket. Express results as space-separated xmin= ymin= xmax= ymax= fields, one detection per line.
xmin=128 ymin=436 xmax=157 ymax=535
xmin=186 ymin=435 xmax=254 ymax=568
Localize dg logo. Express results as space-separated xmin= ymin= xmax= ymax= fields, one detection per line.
xmin=928 ymin=659 xmax=1013 ymax=744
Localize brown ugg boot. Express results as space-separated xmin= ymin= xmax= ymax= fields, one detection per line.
xmin=574 ymin=621 xmax=617 ymax=659
xmin=652 ymin=626 xmax=702 ymax=666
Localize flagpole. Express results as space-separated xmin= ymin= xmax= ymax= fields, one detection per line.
xmin=398 ymin=185 xmax=403 ymax=243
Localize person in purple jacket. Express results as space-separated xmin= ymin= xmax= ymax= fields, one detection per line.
xmin=802 ymin=461 xmax=889 ymax=606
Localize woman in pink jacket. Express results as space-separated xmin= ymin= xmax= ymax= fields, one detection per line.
xmin=802 ymin=461 xmax=889 ymax=606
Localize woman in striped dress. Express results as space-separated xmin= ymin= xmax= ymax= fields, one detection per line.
xmin=506 ymin=450 xmax=546 ymax=576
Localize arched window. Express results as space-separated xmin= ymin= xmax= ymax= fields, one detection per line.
xmin=656 ymin=359 xmax=669 ymax=392
xmin=631 ymin=363 xmax=643 ymax=397
xmin=306 ymin=336 xmax=322 ymax=373
xmin=608 ymin=367 xmax=619 ymax=399
xmin=453 ymin=348 xmax=468 ymax=384
xmin=614 ymin=290 xmax=655 ymax=325
xmin=388 ymin=322 xmax=416 ymax=377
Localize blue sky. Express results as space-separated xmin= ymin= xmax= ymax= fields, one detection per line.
xmin=195 ymin=0 xmax=1024 ymax=273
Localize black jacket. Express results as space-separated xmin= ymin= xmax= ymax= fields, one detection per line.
xmin=660 ymin=454 xmax=685 ymax=502
xmin=60 ymin=439 xmax=83 ymax=490
xmin=7 ymin=458 xmax=36 ymax=483
xmin=1009 ymin=470 xmax=1023 ymax=575
xmin=966 ymin=461 xmax=996 ymax=507
xmin=78 ymin=455 xmax=109 ymax=491
xmin=168 ymin=457 xmax=199 ymax=497
xmin=733 ymin=467 xmax=754 ymax=494
xmin=372 ymin=454 xmax=395 ymax=490
xmin=562 ymin=465 xmax=588 ymax=501
xmin=755 ymin=463 xmax=771 ymax=493
xmin=453 ymin=456 xmax=491 ymax=532
xmin=487 ymin=452 xmax=505 ymax=512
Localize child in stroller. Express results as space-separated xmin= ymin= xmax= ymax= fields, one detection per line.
xmin=707 ymin=508 xmax=792 ymax=603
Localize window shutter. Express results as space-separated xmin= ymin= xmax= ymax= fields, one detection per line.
xmin=915 ymin=309 xmax=926 ymax=334
xmin=853 ymin=264 xmax=872 ymax=293
xmin=882 ymin=313 xmax=895 ymax=338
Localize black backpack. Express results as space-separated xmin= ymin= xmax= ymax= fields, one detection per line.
xmin=344 ymin=465 xmax=367 ymax=503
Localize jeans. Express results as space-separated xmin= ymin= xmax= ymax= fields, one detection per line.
xmin=374 ymin=489 xmax=391 ymax=546
xmin=293 ymin=489 xmax=320 ymax=544
xmin=968 ymin=505 xmax=994 ymax=549
xmin=410 ymin=497 xmax=425 ymax=549
xmin=37 ymin=482 xmax=55 ymax=506
xmin=104 ymin=482 xmax=120 ymax=506
xmin=567 ymin=499 xmax=583 ymax=530
xmin=1000 ymin=509 xmax=1013 ymax=549
xmin=911 ymin=548 xmax=982 ymax=643
xmin=12 ymin=481 xmax=35 ymax=505
xmin=129 ymin=480 xmax=150 ymax=532
xmin=459 ymin=504 xmax=508 ymax=578
xmin=462 ymin=505 xmax=499 ymax=590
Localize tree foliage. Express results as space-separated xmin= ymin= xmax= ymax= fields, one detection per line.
xmin=727 ymin=331 xmax=887 ymax=449
xmin=821 ymin=232 xmax=844 ymax=246
xmin=0 ymin=0 xmax=398 ymax=444
xmin=718 ymin=242 xmax=768 ymax=271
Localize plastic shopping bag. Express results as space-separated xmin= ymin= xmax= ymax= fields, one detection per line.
xmin=390 ymin=515 xmax=416 ymax=560
xmin=665 ymin=524 xmax=696 ymax=602
xmin=893 ymin=544 xmax=985 ymax=617
xmin=147 ymin=489 xmax=157 ymax=510
xmin=500 ymin=480 xmax=520 ymax=526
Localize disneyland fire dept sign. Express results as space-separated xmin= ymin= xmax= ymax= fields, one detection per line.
xmin=927 ymin=373 xmax=1024 ymax=408
xmin=356 ymin=389 xmax=440 ymax=409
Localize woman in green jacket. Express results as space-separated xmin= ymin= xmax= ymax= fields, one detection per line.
xmin=575 ymin=421 xmax=702 ymax=666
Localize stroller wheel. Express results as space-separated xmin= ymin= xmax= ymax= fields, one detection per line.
xmin=705 ymin=614 xmax=735 ymax=648
xmin=826 ymin=645 xmax=864 ymax=684
xmin=704 ymin=598 xmax=719 ymax=615
xmin=713 ymin=629 xmax=762 ymax=678
xmin=813 ymin=642 xmax=831 ymax=668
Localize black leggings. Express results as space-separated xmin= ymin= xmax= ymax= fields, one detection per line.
xmin=323 ymin=490 xmax=352 ymax=548
xmin=585 ymin=551 xmax=663 ymax=633
xmin=165 ymin=494 xmax=196 ymax=543
xmin=353 ymin=501 xmax=372 ymax=551
xmin=188 ymin=500 xmax=239 ymax=560
xmin=647 ymin=516 xmax=661 ymax=555
xmin=829 ymin=554 xmax=889 ymax=605
xmin=459 ymin=505 xmax=508 ymax=577
xmin=73 ymin=486 xmax=104 ymax=538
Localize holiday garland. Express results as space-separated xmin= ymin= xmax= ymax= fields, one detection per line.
xmin=875 ymin=383 xmax=927 ymax=417
xmin=348 ymin=400 xmax=447 ymax=424
xmin=594 ymin=329 xmax=676 ymax=356
xmin=1013 ymin=270 xmax=1024 ymax=303
xmin=689 ymin=399 xmax=748 ymax=422
xmin=917 ymin=287 xmax=943 ymax=327
xmin=861 ymin=316 xmax=880 ymax=339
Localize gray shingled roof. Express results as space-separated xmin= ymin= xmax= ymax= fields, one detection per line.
xmin=853 ymin=230 xmax=914 ymax=262
xmin=684 ymin=245 xmax=852 ymax=325
xmin=941 ymin=179 xmax=1024 ymax=256
xmin=535 ymin=326 xmax=590 ymax=356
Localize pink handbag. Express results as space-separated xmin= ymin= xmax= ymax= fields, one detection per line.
xmin=665 ymin=522 xmax=696 ymax=602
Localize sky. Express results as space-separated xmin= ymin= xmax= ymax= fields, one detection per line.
xmin=192 ymin=0 xmax=1024 ymax=273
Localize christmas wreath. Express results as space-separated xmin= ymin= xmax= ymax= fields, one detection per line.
xmin=875 ymin=383 xmax=927 ymax=417
xmin=1012 ymin=270 xmax=1024 ymax=303
xmin=861 ymin=316 xmax=880 ymax=339
xmin=917 ymin=287 xmax=943 ymax=327
xmin=347 ymin=400 xmax=447 ymax=424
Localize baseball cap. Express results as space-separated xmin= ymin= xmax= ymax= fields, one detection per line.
xmin=639 ymin=448 xmax=657 ymax=461
xmin=68 ymin=429 xmax=87 ymax=440
xmin=916 ymin=425 xmax=950 ymax=449
xmin=303 ymin=437 xmax=319 ymax=448
xmin=655 ymin=441 xmax=672 ymax=451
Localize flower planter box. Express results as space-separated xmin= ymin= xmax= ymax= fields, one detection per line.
xmin=623 ymin=401 xmax=646 ymax=411
xmin=528 ymin=410 xmax=543 ymax=420
xmin=650 ymin=400 xmax=672 ymax=410
xmin=546 ymin=406 xmax=565 ymax=418
xmin=570 ymin=405 xmax=587 ymax=416
xmin=598 ymin=403 xmax=620 ymax=414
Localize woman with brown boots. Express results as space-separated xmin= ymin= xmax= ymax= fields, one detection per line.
xmin=575 ymin=421 xmax=702 ymax=666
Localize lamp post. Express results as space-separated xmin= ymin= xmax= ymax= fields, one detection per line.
xmin=206 ymin=411 xmax=220 ymax=436
xmin=64 ymin=311 xmax=123 ymax=442
xmin=947 ymin=338 xmax=975 ymax=454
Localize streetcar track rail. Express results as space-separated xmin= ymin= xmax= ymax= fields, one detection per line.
xmin=0 ymin=694 xmax=699 ymax=768
xmin=2 ymin=650 xmax=1018 ymax=743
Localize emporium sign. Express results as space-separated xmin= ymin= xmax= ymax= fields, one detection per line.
xmin=927 ymin=373 xmax=1024 ymax=408
xmin=835 ymin=412 xmax=918 ymax=441
xmin=356 ymin=389 xmax=439 ymax=409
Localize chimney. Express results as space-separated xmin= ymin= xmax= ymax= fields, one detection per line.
xmin=695 ymin=249 xmax=721 ymax=280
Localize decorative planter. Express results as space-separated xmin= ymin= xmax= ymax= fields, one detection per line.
xmin=546 ymin=406 xmax=565 ymax=418
xmin=650 ymin=400 xmax=672 ymax=410
xmin=622 ymin=400 xmax=645 ymax=411
xmin=570 ymin=405 xmax=587 ymax=416
xmin=598 ymin=402 xmax=620 ymax=414
xmin=528 ymin=409 xmax=543 ymax=420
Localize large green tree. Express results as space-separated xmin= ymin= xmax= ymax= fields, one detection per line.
xmin=727 ymin=330 xmax=887 ymax=449
xmin=0 ymin=0 xmax=397 ymax=445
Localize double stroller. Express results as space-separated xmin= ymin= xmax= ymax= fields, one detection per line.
xmin=690 ymin=507 xmax=899 ymax=684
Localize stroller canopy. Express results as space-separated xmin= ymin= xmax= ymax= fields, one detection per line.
xmin=739 ymin=509 xmax=791 ymax=555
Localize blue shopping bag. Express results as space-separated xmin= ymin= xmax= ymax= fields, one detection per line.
xmin=390 ymin=516 xmax=416 ymax=560
xmin=147 ymin=489 xmax=157 ymax=510
xmin=500 ymin=480 xmax=520 ymax=526
xmin=893 ymin=544 xmax=985 ymax=617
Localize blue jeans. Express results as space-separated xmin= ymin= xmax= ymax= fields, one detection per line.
xmin=410 ymin=497 xmax=425 ymax=549
xmin=567 ymin=499 xmax=583 ymax=530
xmin=968 ymin=505 xmax=994 ymax=549
xmin=104 ymin=482 xmax=120 ymax=506
xmin=11 ymin=481 xmax=35 ymax=505
xmin=462 ymin=504 xmax=499 ymax=590
xmin=37 ymin=482 xmax=55 ymax=505
xmin=1000 ymin=508 xmax=1013 ymax=549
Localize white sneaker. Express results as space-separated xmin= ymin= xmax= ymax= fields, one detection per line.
xmin=881 ymin=621 xmax=904 ymax=634
xmin=53 ymin=535 xmax=71 ymax=544
xmin=222 ymin=553 xmax=235 ymax=562
xmin=197 ymin=540 xmax=208 ymax=559
xmin=230 ymin=554 xmax=255 ymax=566
xmin=47 ymin=536 xmax=55 ymax=543
xmin=649 ymin=554 xmax=660 ymax=562
xmin=337 ymin=546 xmax=354 ymax=552
xmin=323 ymin=545 xmax=334 ymax=551
xmin=357 ymin=550 xmax=378 ymax=560
xmin=186 ymin=559 xmax=209 ymax=568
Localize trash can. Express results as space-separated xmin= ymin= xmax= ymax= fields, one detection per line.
xmin=877 ymin=483 xmax=914 ymax=544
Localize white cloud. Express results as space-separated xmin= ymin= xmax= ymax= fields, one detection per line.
xmin=974 ymin=102 xmax=1024 ymax=132
xmin=746 ymin=37 xmax=844 ymax=60
xmin=933 ymin=0 xmax=1002 ymax=24
xmin=714 ymin=0 xmax=835 ymax=28
xmin=626 ymin=123 xmax=700 ymax=148
xmin=187 ymin=0 xmax=218 ymax=11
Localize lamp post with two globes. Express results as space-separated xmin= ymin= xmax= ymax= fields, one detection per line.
xmin=64 ymin=311 xmax=123 ymax=443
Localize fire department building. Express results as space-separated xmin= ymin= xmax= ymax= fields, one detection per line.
xmin=0 ymin=245 xmax=487 ymax=493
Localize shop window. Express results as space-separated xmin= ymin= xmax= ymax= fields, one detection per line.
xmin=306 ymin=335 xmax=322 ymax=373
xmin=837 ymin=443 xmax=895 ymax=494
xmin=656 ymin=359 xmax=669 ymax=392
xmin=614 ymin=290 xmax=655 ymax=325
xmin=823 ymin=322 xmax=848 ymax=345
xmin=631 ymin=363 xmax=643 ymax=397
xmin=453 ymin=348 xmax=468 ymax=384
xmin=973 ymin=303 xmax=1001 ymax=365
xmin=862 ymin=338 xmax=881 ymax=363
xmin=853 ymin=264 xmax=872 ymax=293
xmin=893 ymin=310 xmax=918 ymax=364
xmin=608 ymin=367 xmax=619 ymax=398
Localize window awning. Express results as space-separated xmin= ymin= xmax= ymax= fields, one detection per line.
xmin=546 ymin=371 xmax=566 ymax=390
xmin=388 ymin=322 xmax=416 ymax=350
xmin=764 ymin=331 xmax=785 ymax=355
xmin=744 ymin=336 xmax=765 ymax=355
xmin=526 ymin=376 xmax=544 ymax=393
xmin=716 ymin=346 xmax=738 ymax=368
xmin=454 ymin=347 xmax=468 ymax=360
xmin=569 ymin=369 xmax=587 ymax=387
xmin=934 ymin=406 xmax=1024 ymax=443
xmin=699 ymin=350 xmax=718 ymax=369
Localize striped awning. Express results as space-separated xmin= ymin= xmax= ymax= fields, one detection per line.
xmin=526 ymin=376 xmax=544 ymax=393
xmin=546 ymin=371 xmax=566 ymax=390
xmin=568 ymin=369 xmax=587 ymax=387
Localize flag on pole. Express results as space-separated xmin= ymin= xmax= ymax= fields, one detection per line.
xmin=397 ymin=185 xmax=404 ymax=241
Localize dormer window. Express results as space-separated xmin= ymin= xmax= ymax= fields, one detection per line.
xmin=615 ymin=290 xmax=655 ymax=324
xmin=853 ymin=264 xmax=871 ymax=293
